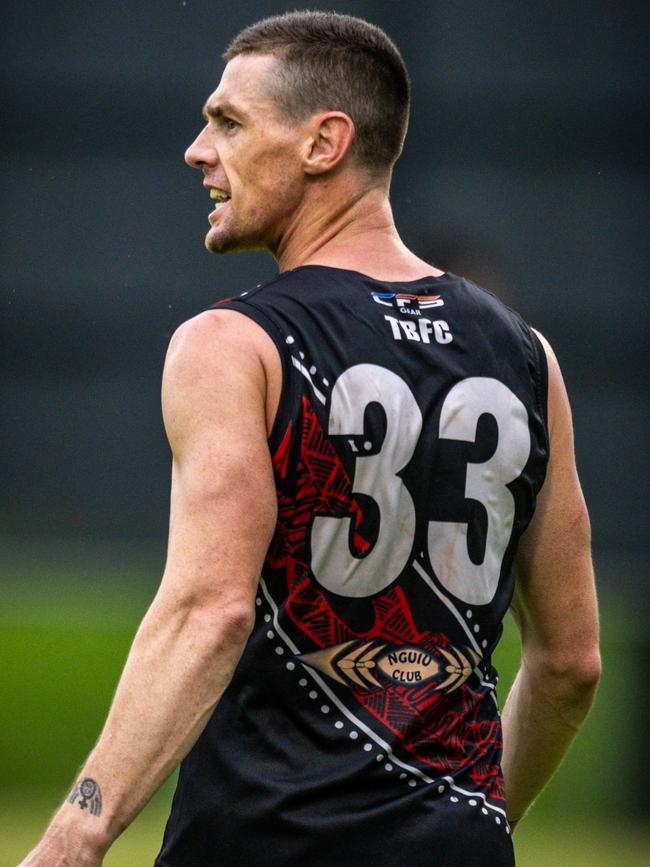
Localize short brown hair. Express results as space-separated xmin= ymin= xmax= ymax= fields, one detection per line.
xmin=224 ymin=11 xmax=410 ymax=172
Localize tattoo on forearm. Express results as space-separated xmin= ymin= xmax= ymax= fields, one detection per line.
xmin=67 ymin=777 xmax=103 ymax=817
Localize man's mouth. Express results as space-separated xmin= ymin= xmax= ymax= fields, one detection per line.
xmin=210 ymin=188 xmax=231 ymax=206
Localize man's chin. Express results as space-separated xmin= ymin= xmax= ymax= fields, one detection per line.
xmin=204 ymin=227 xmax=237 ymax=255
xmin=205 ymin=235 xmax=227 ymax=255
xmin=205 ymin=226 xmax=267 ymax=256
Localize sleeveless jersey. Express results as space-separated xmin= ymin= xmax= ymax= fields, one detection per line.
xmin=156 ymin=265 xmax=549 ymax=867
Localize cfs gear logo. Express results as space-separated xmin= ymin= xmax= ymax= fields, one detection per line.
xmin=298 ymin=639 xmax=479 ymax=692
xmin=371 ymin=291 xmax=444 ymax=316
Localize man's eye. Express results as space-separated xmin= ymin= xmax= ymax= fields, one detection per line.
xmin=221 ymin=118 xmax=238 ymax=131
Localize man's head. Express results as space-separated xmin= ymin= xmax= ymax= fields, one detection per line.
xmin=185 ymin=11 xmax=410 ymax=256
xmin=223 ymin=11 xmax=410 ymax=172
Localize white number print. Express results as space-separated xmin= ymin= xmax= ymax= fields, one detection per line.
xmin=310 ymin=368 xmax=531 ymax=604
xmin=310 ymin=364 xmax=422 ymax=597
xmin=428 ymin=378 xmax=531 ymax=605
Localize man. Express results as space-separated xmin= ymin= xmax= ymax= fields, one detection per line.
xmin=21 ymin=11 xmax=600 ymax=867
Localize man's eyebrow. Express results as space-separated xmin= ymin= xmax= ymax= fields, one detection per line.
xmin=202 ymin=100 xmax=244 ymax=121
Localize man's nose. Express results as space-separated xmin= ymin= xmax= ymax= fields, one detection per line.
xmin=185 ymin=127 xmax=217 ymax=169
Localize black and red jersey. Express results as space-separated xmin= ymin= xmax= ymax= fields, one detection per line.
xmin=156 ymin=265 xmax=549 ymax=867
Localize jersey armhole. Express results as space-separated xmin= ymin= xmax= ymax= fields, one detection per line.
xmin=529 ymin=326 xmax=550 ymax=457
xmin=211 ymin=298 xmax=299 ymax=454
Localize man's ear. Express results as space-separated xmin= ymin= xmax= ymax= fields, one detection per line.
xmin=301 ymin=112 xmax=356 ymax=175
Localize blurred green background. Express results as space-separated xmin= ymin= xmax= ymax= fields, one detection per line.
xmin=2 ymin=0 xmax=647 ymax=865
xmin=2 ymin=538 xmax=649 ymax=866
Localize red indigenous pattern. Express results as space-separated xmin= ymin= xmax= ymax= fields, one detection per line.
xmin=267 ymin=396 xmax=505 ymax=803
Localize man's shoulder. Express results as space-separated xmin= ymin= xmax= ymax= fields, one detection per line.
xmin=169 ymin=307 xmax=259 ymax=354
xmin=164 ymin=307 xmax=275 ymax=392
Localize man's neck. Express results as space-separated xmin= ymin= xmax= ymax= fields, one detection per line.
xmin=274 ymin=176 xmax=443 ymax=282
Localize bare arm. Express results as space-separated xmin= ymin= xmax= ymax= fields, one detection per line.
xmin=19 ymin=310 xmax=278 ymax=866
xmin=501 ymin=330 xmax=601 ymax=829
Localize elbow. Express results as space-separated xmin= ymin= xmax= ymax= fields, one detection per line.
xmin=528 ymin=645 xmax=602 ymax=704
xmin=178 ymin=597 xmax=256 ymax=654
xmin=220 ymin=602 xmax=256 ymax=644
xmin=522 ymin=646 xmax=601 ymax=732
xmin=201 ymin=601 xmax=256 ymax=647
xmin=559 ymin=649 xmax=602 ymax=725
xmin=564 ymin=650 xmax=601 ymax=698
xmin=581 ymin=649 xmax=602 ymax=687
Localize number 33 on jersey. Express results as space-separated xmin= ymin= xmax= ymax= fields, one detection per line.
xmin=311 ymin=365 xmax=531 ymax=606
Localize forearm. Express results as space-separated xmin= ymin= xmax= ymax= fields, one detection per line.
xmin=26 ymin=595 xmax=252 ymax=862
xmin=501 ymin=658 xmax=598 ymax=826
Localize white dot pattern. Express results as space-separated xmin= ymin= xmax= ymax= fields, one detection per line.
xmin=257 ymin=594 xmax=510 ymax=834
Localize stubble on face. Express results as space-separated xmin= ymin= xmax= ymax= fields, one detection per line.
xmin=202 ymin=54 xmax=307 ymax=256
xmin=204 ymin=162 xmax=302 ymax=256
